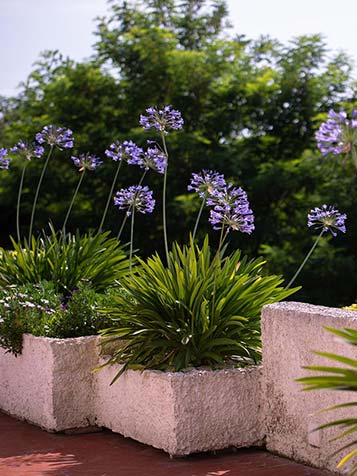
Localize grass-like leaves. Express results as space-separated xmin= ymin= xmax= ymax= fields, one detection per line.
xmin=100 ymin=236 xmax=297 ymax=382
xmin=298 ymin=326 xmax=357 ymax=474
xmin=0 ymin=225 xmax=130 ymax=294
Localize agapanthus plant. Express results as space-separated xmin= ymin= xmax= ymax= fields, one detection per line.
xmin=140 ymin=105 xmax=184 ymax=134
xmin=316 ymin=109 xmax=357 ymax=170
xmin=188 ymin=170 xmax=226 ymax=241
xmin=140 ymin=105 xmax=184 ymax=262
xmin=36 ymin=125 xmax=74 ymax=150
xmin=29 ymin=125 xmax=74 ymax=242
xmin=286 ymin=204 xmax=347 ymax=288
xmin=114 ymin=185 xmax=155 ymax=271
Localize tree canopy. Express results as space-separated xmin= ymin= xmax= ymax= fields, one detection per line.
xmin=1 ymin=0 xmax=356 ymax=306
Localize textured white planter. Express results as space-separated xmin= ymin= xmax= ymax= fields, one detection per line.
xmin=0 ymin=334 xmax=100 ymax=432
xmin=95 ymin=359 xmax=264 ymax=456
xmin=262 ymin=301 xmax=357 ymax=474
xmin=5 ymin=302 xmax=355 ymax=467
xmin=0 ymin=333 xmax=264 ymax=456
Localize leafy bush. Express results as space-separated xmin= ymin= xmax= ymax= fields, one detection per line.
xmin=0 ymin=226 xmax=130 ymax=294
xmin=298 ymin=327 xmax=357 ymax=474
xmin=0 ymin=282 xmax=116 ymax=354
xmin=100 ymin=238 xmax=297 ymax=380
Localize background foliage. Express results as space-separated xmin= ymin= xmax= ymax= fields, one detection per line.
xmin=1 ymin=0 xmax=356 ymax=306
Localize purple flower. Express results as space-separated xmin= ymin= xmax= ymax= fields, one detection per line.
xmin=316 ymin=109 xmax=357 ymax=156
xmin=208 ymin=184 xmax=255 ymax=234
xmin=188 ymin=170 xmax=226 ymax=198
xmin=10 ymin=140 xmax=44 ymax=161
xmin=140 ymin=105 xmax=184 ymax=134
xmin=71 ymin=153 xmax=103 ymax=172
xmin=142 ymin=146 xmax=167 ymax=174
xmin=307 ymin=204 xmax=346 ymax=237
xmin=36 ymin=125 xmax=74 ymax=150
xmin=0 ymin=148 xmax=11 ymax=169
xmin=105 ymin=140 xmax=143 ymax=164
xmin=114 ymin=185 xmax=155 ymax=216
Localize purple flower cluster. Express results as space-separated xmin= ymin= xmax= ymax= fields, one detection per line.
xmin=307 ymin=204 xmax=346 ymax=237
xmin=114 ymin=185 xmax=155 ymax=216
xmin=142 ymin=146 xmax=167 ymax=174
xmin=0 ymin=148 xmax=11 ymax=169
xmin=188 ymin=170 xmax=226 ymax=198
xmin=105 ymin=140 xmax=143 ymax=164
xmin=105 ymin=140 xmax=167 ymax=174
xmin=140 ymin=105 xmax=184 ymax=134
xmin=71 ymin=153 xmax=103 ymax=172
xmin=208 ymin=185 xmax=255 ymax=234
xmin=316 ymin=109 xmax=357 ymax=156
xmin=10 ymin=140 xmax=44 ymax=161
xmin=36 ymin=125 xmax=74 ymax=150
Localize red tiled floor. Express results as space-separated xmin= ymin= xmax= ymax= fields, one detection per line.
xmin=0 ymin=411 xmax=333 ymax=476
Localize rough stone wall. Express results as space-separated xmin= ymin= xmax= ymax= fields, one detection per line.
xmin=0 ymin=334 xmax=56 ymax=429
xmin=170 ymin=366 xmax=264 ymax=456
xmin=94 ymin=359 xmax=263 ymax=456
xmin=94 ymin=361 xmax=178 ymax=454
xmin=0 ymin=334 xmax=100 ymax=431
xmin=262 ymin=301 xmax=357 ymax=474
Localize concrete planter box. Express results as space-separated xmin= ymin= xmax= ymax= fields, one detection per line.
xmin=262 ymin=301 xmax=357 ymax=474
xmin=4 ymin=301 xmax=356 ymax=469
xmin=0 ymin=333 xmax=99 ymax=432
xmin=95 ymin=359 xmax=264 ymax=456
xmin=0 ymin=333 xmax=263 ymax=456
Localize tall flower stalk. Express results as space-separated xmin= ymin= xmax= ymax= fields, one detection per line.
xmin=28 ymin=126 xmax=74 ymax=241
xmin=100 ymin=140 xmax=144 ymax=233
xmin=28 ymin=145 xmax=54 ymax=241
xmin=63 ymin=153 xmax=102 ymax=233
xmin=99 ymin=160 xmax=123 ymax=233
xmin=9 ymin=141 xmax=44 ymax=242
xmin=161 ymin=132 xmax=170 ymax=262
xmin=140 ymin=105 xmax=184 ymax=264
xmin=16 ymin=163 xmax=27 ymax=242
xmin=286 ymin=204 xmax=347 ymax=289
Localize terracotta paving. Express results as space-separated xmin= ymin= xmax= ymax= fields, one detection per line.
xmin=0 ymin=411 xmax=333 ymax=476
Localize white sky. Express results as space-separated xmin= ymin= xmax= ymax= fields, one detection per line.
xmin=1 ymin=0 xmax=356 ymax=96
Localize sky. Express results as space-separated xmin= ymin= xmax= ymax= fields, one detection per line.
xmin=1 ymin=0 xmax=356 ymax=97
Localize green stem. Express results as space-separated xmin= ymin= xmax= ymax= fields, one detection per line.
xmin=161 ymin=132 xmax=169 ymax=264
xmin=286 ymin=230 xmax=324 ymax=289
xmin=98 ymin=160 xmax=123 ymax=234
xmin=117 ymin=213 xmax=129 ymax=241
xmin=28 ymin=146 xmax=54 ymax=241
xmin=129 ymin=208 xmax=135 ymax=274
xmin=16 ymin=162 xmax=27 ymax=243
xmin=352 ymin=146 xmax=357 ymax=171
xmin=62 ymin=170 xmax=85 ymax=234
xmin=116 ymin=170 xmax=147 ymax=241
xmin=192 ymin=198 xmax=205 ymax=242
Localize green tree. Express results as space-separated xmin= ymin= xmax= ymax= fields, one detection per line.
xmin=0 ymin=0 xmax=356 ymax=306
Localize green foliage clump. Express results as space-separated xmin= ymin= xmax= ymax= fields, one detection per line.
xmin=0 ymin=227 xmax=130 ymax=294
xmin=100 ymin=238 xmax=297 ymax=380
xmin=0 ymin=282 xmax=116 ymax=355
